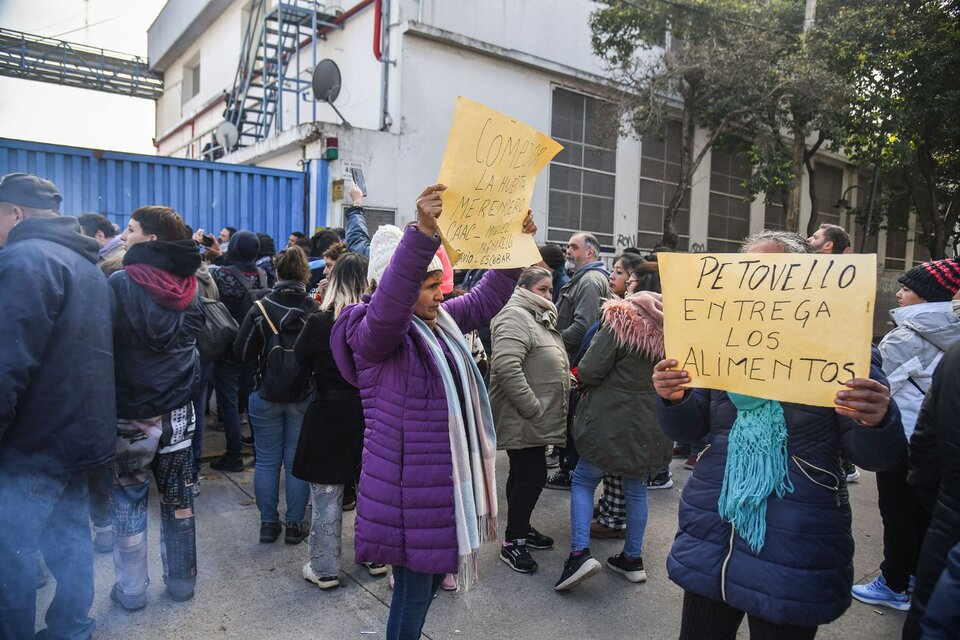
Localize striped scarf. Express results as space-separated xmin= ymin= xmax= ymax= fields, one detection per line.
xmin=412 ymin=309 xmax=498 ymax=590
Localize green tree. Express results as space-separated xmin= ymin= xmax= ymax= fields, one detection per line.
xmin=817 ymin=0 xmax=960 ymax=259
xmin=591 ymin=0 xmax=852 ymax=247
xmin=590 ymin=0 xmax=797 ymax=248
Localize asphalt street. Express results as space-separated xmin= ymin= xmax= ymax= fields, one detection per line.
xmin=36 ymin=434 xmax=907 ymax=640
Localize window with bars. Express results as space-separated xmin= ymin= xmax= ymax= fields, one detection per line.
xmin=707 ymin=149 xmax=752 ymax=252
xmin=764 ymin=200 xmax=787 ymax=231
xmin=912 ymin=231 xmax=932 ymax=266
xmin=637 ymin=121 xmax=690 ymax=251
xmin=885 ymin=226 xmax=908 ymax=270
xmin=343 ymin=205 xmax=396 ymax=237
xmin=813 ymin=165 xmax=843 ymax=228
xmin=547 ymin=87 xmax=617 ymax=247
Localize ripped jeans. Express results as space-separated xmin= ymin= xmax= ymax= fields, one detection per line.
xmin=112 ymin=403 xmax=197 ymax=600
xmin=308 ymin=483 xmax=344 ymax=577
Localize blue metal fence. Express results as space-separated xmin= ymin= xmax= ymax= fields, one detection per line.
xmin=0 ymin=138 xmax=308 ymax=242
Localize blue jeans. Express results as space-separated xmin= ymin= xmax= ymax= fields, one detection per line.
xmin=387 ymin=566 xmax=445 ymax=640
xmin=0 ymin=470 xmax=96 ymax=640
xmin=214 ymin=360 xmax=246 ymax=458
xmin=249 ymin=391 xmax=311 ymax=524
xmin=192 ymin=361 xmax=215 ymax=474
xmin=571 ymin=458 xmax=649 ymax=558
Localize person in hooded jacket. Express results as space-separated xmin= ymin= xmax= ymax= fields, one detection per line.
xmin=489 ymin=266 xmax=571 ymax=575
xmin=852 ymin=258 xmax=960 ymax=612
xmin=331 ymin=185 xmax=536 ymax=640
xmin=109 ymin=205 xmax=204 ymax=610
xmin=0 ymin=173 xmax=115 ymax=639
xmin=554 ymin=267 xmax=672 ymax=591
xmin=652 ymin=230 xmax=906 ymax=639
xmin=235 ymin=246 xmax=318 ymax=545
xmin=209 ymin=230 xmax=272 ymax=472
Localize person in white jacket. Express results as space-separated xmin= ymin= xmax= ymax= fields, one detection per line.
xmin=853 ymin=258 xmax=960 ymax=611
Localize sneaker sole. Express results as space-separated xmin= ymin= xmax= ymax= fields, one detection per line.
xmin=554 ymin=558 xmax=602 ymax=591
xmin=525 ymin=541 xmax=554 ymax=550
xmin=303 ymin=568 xmax=340 ymax=590
xmin=545 ymin=484 xmax=572 ymax=491
xmin=500 ymin=552 xmax=538 ymax=573
xmin=607 ymin=560 xmax=647 ymax=583
xmin=363 ymin=564 xmax=389 ymax=577
xmin=647 ymin=481 xmax=674 ymax=490
xmin=851 ymin=591 xmax=910 ymax=611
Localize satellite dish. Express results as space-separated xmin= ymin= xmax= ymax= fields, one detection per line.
xmin=214 ymin=121 xmax=239 ymax=151
xmin=312 ymin=59 xmax=342 ymax=103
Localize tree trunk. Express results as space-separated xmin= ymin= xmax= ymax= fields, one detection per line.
xmin=784 ymin=131 xmax=806 ymax=232
xmin=805 ymin=158 xmax=819 ymax=238
xmin=660 ymin=93 xmax=696 ymax=250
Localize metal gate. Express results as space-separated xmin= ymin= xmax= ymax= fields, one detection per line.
xmin=0 ymin=138 xmax=308 ymax=241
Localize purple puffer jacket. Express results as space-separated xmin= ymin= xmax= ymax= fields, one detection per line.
xmin=332 ymin=226 xmax=519 ymax=573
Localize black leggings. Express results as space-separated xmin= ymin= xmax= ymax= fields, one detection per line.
xmin=679 ymin=591 xmax=818 ymax=640
xmin=504 ymin=446 xmax=548 ymax=541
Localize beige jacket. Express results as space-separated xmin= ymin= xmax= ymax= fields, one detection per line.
xmin=489 ymin=288 xmax=570 ymax=450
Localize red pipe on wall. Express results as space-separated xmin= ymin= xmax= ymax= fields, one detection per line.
xmin=373 ymin=0 xmax=383 ymax=61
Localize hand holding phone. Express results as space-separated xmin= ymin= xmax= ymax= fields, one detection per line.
xmin=349 ymin=167 xmax=367 ymax=197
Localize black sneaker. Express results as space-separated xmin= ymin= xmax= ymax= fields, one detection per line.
xmin=554 ymin=549 xmax=602 ymax=591
xmin=240 ymin=434 xmax=255 ymax=448
xmin=546 ymin=470 xmax=572 ymax=490
xmin=500 ymin=540 xmax=538 ymax=573
xmin=526 ymin=526 xmax=554 ymax=549
xmin=285 ymin=521 xmax=308 ymax=544
xmin=607 ymin=553 xmax=647 ymax=583
xmin=647 ymin=471 xmax=674 ymax=490
xmin=260 ymin=521 xmax=282 ymax=543
xmin=342 ymin=483 xmax=357 ymax=511
xmin=211 ymin=454 xmax=244 ymax=472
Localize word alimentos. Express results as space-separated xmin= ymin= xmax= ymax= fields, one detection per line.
xmin=679 ymin=255 xmax=861 ymax=385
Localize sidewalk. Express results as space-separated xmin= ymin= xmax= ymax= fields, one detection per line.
xmin=39 ymin=449 xmax=906 ymax=639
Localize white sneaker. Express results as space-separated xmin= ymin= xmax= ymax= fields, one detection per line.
xmin=302 ymin=562 xmax=339 ymax=590
xmin=362 ymin=561 xmax=389 ymax=576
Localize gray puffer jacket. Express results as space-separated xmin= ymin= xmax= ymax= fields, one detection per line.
xmin=489 ymin=287 xmax=570 ymax=450
xmin=879 ymin=301 xmax=960 ymax=439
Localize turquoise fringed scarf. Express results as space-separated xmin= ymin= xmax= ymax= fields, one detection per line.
xmin=718 ymin=393 xmax=794 ymax=554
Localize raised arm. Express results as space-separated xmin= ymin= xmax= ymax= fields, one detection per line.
xmin=344 ymin=183 xmax=370 ymax=257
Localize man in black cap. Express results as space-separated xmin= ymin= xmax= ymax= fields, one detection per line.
xmin=0 ymin=173 xmax=116 ymax=638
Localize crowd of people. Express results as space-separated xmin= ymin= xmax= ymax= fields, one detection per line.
xmin=1 ymin=170 xmax=960 ymax=640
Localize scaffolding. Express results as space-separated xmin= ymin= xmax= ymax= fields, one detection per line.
xmin=223 ymin=0 xmax=343 ymax=151
xmin=0 ymin=27 xmax=162 ymax=100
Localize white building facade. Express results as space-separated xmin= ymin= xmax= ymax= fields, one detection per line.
xmin=147 ymin=0 xmax=926 ymax=272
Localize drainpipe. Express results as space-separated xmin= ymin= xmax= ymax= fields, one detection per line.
xmin=374 ymin=0 xmax=392 ymax=131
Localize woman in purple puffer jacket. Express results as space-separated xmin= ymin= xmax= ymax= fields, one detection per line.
xmin=331 ymin=184 xmax=537 ymax=639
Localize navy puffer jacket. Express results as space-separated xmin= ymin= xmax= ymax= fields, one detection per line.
xmin=656 ymin=354 xmax=906 ymax=626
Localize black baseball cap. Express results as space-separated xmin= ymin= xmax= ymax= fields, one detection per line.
xmin=0 ymin=173 xmax=62 ymax=212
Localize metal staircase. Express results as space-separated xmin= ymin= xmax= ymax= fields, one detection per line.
xmin=223 ymin=0 xmax=342 ymax=150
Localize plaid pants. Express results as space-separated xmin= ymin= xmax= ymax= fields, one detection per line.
xmin=598 ymin=473 xmax=626 ymax=529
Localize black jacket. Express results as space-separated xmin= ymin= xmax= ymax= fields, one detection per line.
xmin=109 ymin=243 xmax=204 ymax=419
xmin=0 ymin=216 xmax=116 ymax=474
xmin=904 ymin=340 xmax=960 ymax=639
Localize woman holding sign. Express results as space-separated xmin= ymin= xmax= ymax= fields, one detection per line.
xmin=330 ymin=184 xmax=536 ymax=639
xmin=652 ymin=230 xmax=906 ymax=639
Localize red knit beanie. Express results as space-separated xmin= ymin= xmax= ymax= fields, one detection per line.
xmin=898 ymin=258 xmax=960 ymax=302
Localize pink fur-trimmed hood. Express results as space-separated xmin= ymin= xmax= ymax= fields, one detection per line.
xmin=600 ymin=297 xmax=664 ymax=360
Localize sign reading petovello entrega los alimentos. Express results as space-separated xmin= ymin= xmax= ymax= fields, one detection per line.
xmin=436 ymin=97 xmax=562 ymax=269
xmin=659 ymin=253 xmax=877 ymax=407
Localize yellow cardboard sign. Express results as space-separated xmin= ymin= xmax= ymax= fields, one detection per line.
xmin=436 ymin=97 xmax=563 ymax=269
xmin=659 ymin=253 xmax=877 ymax=407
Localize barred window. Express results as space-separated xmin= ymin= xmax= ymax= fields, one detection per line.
xmin=637 ymin=121 xmax=690 ymax=251
xmin=707 ymin=149 xmax=752 ymax=252
xmin=547 ymin=87 xmax=616 ymax=247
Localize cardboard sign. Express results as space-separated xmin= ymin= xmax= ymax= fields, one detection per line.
xmin=436 ymin=97 xmax=562 ymax=269
xmin=659 ymin=252 xmax=877 ymax=407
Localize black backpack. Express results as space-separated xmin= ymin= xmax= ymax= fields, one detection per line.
xmin=196 ymin=296 xmax=240 ymax=364
xmin=226 ymin=265 xmax=271 ymax=322
xmin=252 ymin=299 xmax=312 ymax=402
